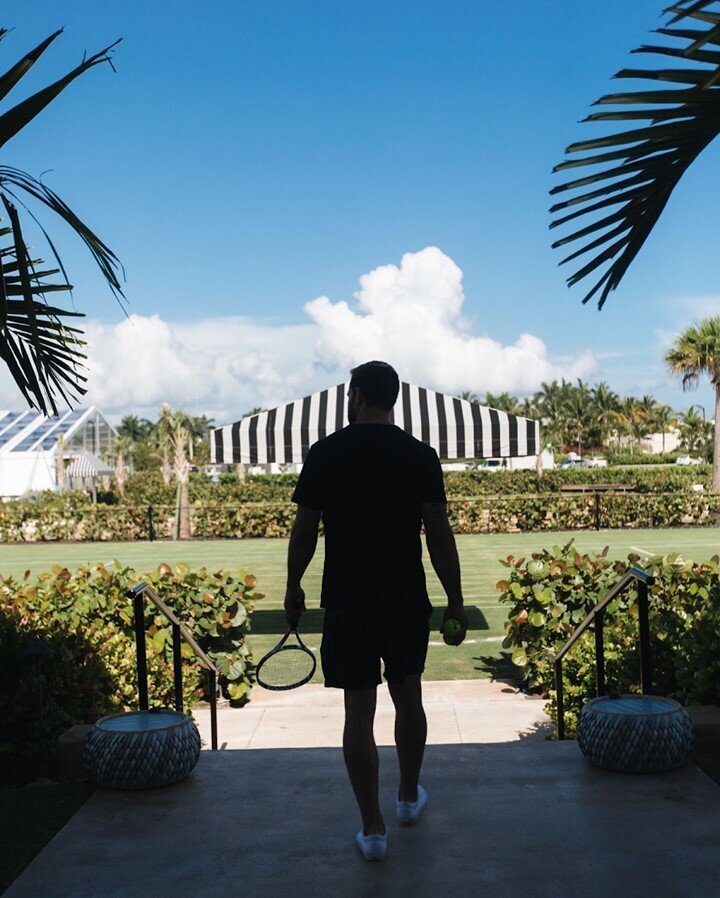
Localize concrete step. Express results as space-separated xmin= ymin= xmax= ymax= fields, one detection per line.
xmin=7 ymin=741 xmax=720 ymax=898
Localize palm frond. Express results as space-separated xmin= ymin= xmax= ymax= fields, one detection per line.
xmin=0 ymin=166 xmax=125 ymax=300
xmin=0 ymin=29 xmax=62 ymax=106
xmin=550 ymin=2 xmax=720 ymax=309
xmin=0 ymin=195 xmax=87 ymax=413
xmin=0 ymin=36 xmax=121 ymax=151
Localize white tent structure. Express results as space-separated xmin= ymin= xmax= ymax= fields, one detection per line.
xmin=211 ymin=381 xmax=540 ymax=466
xmin=0 ymin=407 xmax=116 ymax=497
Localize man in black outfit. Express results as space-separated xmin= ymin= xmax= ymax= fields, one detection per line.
xmin=285 ymin=360 xmax=468 ymax=861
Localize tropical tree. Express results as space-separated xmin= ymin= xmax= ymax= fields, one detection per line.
xmin=483 ymin=392 xmax=520 ymax=413
xmin=591 ymin=382 xmax=621 ymax=446
xmin=103 ymin=434 xmax=134 ymax=497
xmin=679 ymin=404 xmax=713 ymax=457
xmin=650 ymin=403 xmax=678 ymax=453
xmin=157 ymin=404 xmax=193 ymax=538
xmin=458 ymin=392 xmax=478 ymax=404
xmin=666 ymin=317 xmax=720 ymax=488
xmin=0 ymin=27 xmax=122 ymax=412
xmin=551 ymin=2 xmax=720 ymax=308
xmin=117 ymin=415 xmax=153 ymax=442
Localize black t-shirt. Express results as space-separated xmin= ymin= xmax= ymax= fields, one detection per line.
xmin=292 ymin=423 xmax=446 ymax=614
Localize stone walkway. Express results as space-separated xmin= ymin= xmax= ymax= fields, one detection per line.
xmin=193 ymin=678 xmax=553 ymax=749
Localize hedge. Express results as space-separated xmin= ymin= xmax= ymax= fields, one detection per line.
xmin=2 ymin=490 xmax=720 ymax=542
xmin=0 ymin=561 xmax=260 ymax=785
xmin=497 ymin=542 xmax=720 ymax=737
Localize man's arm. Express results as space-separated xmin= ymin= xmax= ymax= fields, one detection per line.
xmin=285 ymin=505 xmax=322 ymax=625
xmin=422 ymin=500 xmax=468 ymax=643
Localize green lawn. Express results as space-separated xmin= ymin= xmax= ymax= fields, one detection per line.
xmin=2 ymin=528 xmax=719 ymax=682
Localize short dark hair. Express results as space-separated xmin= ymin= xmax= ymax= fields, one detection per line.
xmin=349 ymin=360 xmax=400 ymax=411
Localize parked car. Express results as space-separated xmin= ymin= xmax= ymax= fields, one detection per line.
xmin=559 ymin=458 xmax=583 ymax=469
xmin=583 ymin=456 xmax=608 ymax=468
xmin=441 ymin=462 xmax=477 ymax=472
xmin=675 ymin=455 xmax=703 ymax=466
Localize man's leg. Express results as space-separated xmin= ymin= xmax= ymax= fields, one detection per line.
xmin=343 ymin=688 xmax=385 ymax=835
xmin=388 ymin=674 xmax=427 ymax=802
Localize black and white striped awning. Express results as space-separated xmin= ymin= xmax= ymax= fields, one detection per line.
xmin=66 ymin=452 xmax=114 ymax=478
xmin=211 ymin=382 xmax=540 ymax=465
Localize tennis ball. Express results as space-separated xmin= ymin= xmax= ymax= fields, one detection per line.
xmin=442 ymin=618 xmax=462 ymax=645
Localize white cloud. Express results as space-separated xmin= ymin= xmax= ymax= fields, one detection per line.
xmin=305 ymin=246 xmax=596 ymax=395
xmin=0 ymin=247 xmax=598 ymax=421
xmin=80 ymin=314 xmax=320 ymax=421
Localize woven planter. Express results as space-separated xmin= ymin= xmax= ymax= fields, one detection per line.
xmin=85 ymin=709 xmax=201 ymax=790
xmin=577 ymin=695 xmax=694 ymax=773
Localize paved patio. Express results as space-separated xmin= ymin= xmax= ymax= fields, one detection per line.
xmin=7 ymin=741 xmax=720 ymax=898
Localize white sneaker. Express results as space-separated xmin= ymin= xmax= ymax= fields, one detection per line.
xmin=356 ymin=829 xmax=387 ymax=861
xmin=396 ymin=785 xmax=427 ymax=825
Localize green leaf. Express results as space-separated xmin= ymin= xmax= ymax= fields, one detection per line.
xmin=511 ymin=647 xmax=528 ymax=667
xmin=529 ymin=611 xmax=547 ymax=628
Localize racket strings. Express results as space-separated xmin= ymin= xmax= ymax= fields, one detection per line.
xmin=257 ymin=646 xmax=315 ymax=689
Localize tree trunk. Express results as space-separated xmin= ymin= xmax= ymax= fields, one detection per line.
xmin=173 ymin=435 xmax=191 ymax=539
xmin=161 ymin=448 xmax=171 ymax=486
xmin=713 ymin=385 xmax=720 ymax=492
xmin=55 ymin=433 xmax=66 ymax=492
xmin=179 ymin=477 xmax=191 ymax=539
xmin=115 ymin=452 xmax=126 ymax=497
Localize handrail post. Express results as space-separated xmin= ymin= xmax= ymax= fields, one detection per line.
xmin=594 ymin=609 xmax=605 ymax=696
xmin=594 ymin=492 xmax=601 ymax=531
xmin=172 ymin=623 xmax=183 ymax=713
xmin=147 ymin=505 xmax=155 ymax=542
xmin=208 ymin=669 xmax=218 ymax=750
xmin=638 ymin=579 xmax=652 ymax=694
xmin=554 ymin=658 xmax=565 ymax=741
xmin=132 ymin=591 xmax=149 ymax=711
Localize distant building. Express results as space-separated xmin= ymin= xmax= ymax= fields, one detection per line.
xmin=638 ymin=428 xmax=681 ymax=455
xmin=0 ymin=407 xmax=116 ymax=497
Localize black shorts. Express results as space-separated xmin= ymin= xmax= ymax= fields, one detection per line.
xmin=321 ymin=606 xmax=431 ymax=690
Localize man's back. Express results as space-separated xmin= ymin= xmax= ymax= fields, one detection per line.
xmin=292 ymin=423 xmax=445 ymax=612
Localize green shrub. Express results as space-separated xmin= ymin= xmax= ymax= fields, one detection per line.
xmin=0 ymin=561 xmax=261 ymax=784
xmin=497 ymin=542 xmax=720 ymax=737
xmin=0 ymin=466 xmax=716 ymax=542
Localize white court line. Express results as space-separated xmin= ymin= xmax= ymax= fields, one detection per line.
xmin=629 ymin=546 xmax=653 ymax=557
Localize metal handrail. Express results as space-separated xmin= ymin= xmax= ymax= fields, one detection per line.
xmin=553 ymin=566 xmax=655 ymax=740
xmin=126 ymin=581 xmax=219 ymax=750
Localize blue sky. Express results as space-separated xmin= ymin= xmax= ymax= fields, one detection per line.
xmin=2 ymin=1 xmax=719 ymax=420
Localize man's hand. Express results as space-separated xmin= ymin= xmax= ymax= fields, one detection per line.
xmin=284 ymin=585 xmax=306 ymax=628
xmin=441 ymin=606 xmax=469 ymax=646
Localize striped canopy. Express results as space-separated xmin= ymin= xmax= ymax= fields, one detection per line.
xmin=212 ymin=382 xmax=540 ymax=465
xmin=66 ymin=451 xmax=114 ymax=479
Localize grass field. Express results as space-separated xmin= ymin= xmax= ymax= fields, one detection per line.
xmin=2 ymin=528 xmax=719 ymax=682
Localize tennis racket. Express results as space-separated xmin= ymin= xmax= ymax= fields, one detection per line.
xmin=256 ymin=624 xmax=316 ymax=690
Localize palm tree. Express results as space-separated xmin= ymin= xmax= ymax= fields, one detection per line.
xmin=591 ymin=382 xmax=621 ymax=447
xmin=483 ymin=392 xmax=520 ymax=414
xmin=458 ymin=391 xmax=478 ymax=404
xmin=617 ymin=396 xmax=643 ymax=449
xmin=0 ymin=27 xmax=123 ymax=412
xmin=118 ymin=415 xmax=153 ymax=442
xmin=551 ymin=2 xmax=720 ymax=309
xmin=103 ymin=434 xmax=134 ymax=497
xmin=666 ymin=317 xmax=720 ymax=489
xmin=650 ymin=403 xmax=677 ymax=453
xmin=565 ymin=382 xmax=591 ymax=456
xmin=157 ymin=404 xmax=192 ymax=539
xmin=679 ymin=404 xmax=713 ymax=457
